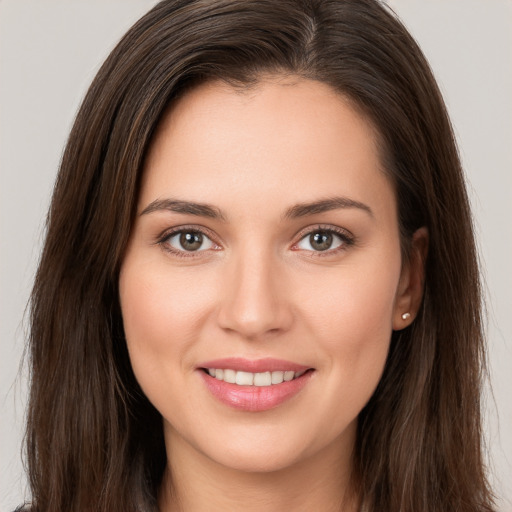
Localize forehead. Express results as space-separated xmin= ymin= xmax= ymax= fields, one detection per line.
xmin=140 ymin=76 xmax=394 ymax=220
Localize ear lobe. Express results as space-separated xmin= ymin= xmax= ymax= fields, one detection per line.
xmin=392 ymin=227 xmax=429 ymax=330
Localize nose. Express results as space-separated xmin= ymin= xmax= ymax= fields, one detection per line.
xmin=216 ymin=247 xmax=294 ymax=340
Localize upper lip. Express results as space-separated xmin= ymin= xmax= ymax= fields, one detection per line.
xmin=198 ymin=357 xmax=311 ymax=373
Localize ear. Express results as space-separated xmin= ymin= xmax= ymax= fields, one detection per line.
xmin=392 ymin=227 xmax=428 ymax=330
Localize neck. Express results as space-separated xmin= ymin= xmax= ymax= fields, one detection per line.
xmin=158 ymin=425 xmax=359 ymax=512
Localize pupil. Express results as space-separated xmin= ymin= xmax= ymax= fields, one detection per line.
xmin=310 ymin=231 xmax=332 ymax=251
xmin=180 ymin=232 xmax=203 ymax=251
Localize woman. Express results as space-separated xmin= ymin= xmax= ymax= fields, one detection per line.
xmin=22 ymin=0 xmax=495 ymax=510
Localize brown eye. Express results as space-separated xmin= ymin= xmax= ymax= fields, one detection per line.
xmin=309 ymin=231 xmax=333 ymax=251
xmin=296 ymin=228 xmax=349 ymax=253
xmin=180 ymin=231 xmax=203 ymax=251
xmin=165 ymin=230 xmax=215 ymax=253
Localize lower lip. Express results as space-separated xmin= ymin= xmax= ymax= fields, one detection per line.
xmin=199 ymin=370 xmax=313 ymax=412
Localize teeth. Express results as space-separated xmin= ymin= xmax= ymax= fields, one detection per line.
xmin=271 ymin=371 xmax=284 ymax=384
xmin=223 ymin=369 xmax=236 ymax=383
xmin=235 ymin=371 xmax=254 ymax=386
xmin=207 ymin=368 xmax=307 ymax=386
xmin=284 ymin=371 xmax=295 ymax=381
xmin=254 ymin=371 xmax=271 ymax=386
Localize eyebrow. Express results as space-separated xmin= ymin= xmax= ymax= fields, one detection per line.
xmin=283 ymin=196 xmax=373 ymax=219
xmin=140 ymin=198 xmax=227 ymax=221
xmin=140 ymin=195 xmax=373 ymax=221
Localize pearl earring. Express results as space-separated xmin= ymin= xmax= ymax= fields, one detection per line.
xmin=401 ymin=312 xmax=411 ymax=320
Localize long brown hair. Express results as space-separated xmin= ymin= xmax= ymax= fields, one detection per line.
xmin=25 ymin=1 xmax=494 ymax=510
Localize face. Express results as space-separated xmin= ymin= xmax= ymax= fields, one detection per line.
xmin=119 ymin=77 xmax=419 ymax=475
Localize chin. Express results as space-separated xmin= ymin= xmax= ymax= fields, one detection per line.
xmin=208 ymin=442 xmax=308 ymax=474
xmin=191 ymin=418 xmax=352 ymax=475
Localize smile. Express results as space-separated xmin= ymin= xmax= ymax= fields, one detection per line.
xmin=198 ymin=358 xmax=314 ymax=412
xmin=205 ymin=368 xmax=306 ymax=386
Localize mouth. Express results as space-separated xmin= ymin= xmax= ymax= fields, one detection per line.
xmin=197 ymin=358 xmax=315 ymax=412
xmin=201 ymin=368 xmax=310 ymax=386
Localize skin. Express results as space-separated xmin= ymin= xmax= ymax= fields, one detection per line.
xmin=119 ymin=76 xmax=427 ymax=511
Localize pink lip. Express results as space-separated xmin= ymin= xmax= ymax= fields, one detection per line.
xmin=197 ymin=358 xmax=314 ymax=412
xmin=198 ymin=357 xmax=310 ymax=373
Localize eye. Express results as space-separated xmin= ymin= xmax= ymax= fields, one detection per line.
xmin=164 ymin=230 xmax=215 ymax=253
xmin=295 ymin=229 xmax=351 ymax=253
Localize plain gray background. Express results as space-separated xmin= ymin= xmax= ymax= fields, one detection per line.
xmin=1 ymin=1 xmax=511 ymax=510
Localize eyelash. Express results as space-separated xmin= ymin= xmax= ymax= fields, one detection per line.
xmin=157 ymin=225 xmax=221 ymax=259
xmin=292 ymin=225 xmax=356 ymax=257
xmin=156 ymin=224 xmax=356 ymax=259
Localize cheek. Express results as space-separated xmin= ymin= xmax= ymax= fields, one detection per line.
xmin=121 ymin=258 xmax=211 ymax=337
xmin=303 ymin=259 xmax=399 ymax=342
xmin=118 ymin=256 xmax=217 ymax=393
xmin=298 ymin=253 xmax=400 ymax=398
